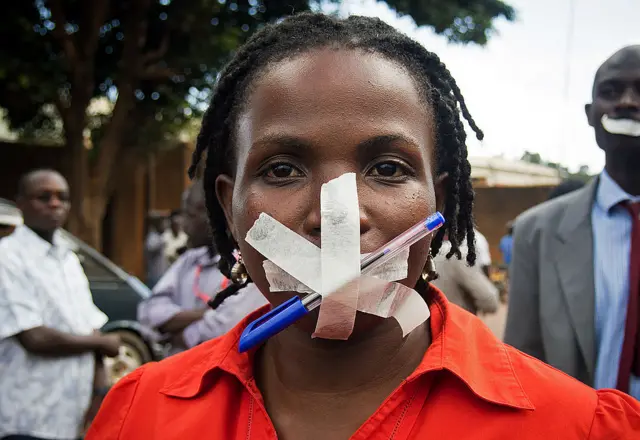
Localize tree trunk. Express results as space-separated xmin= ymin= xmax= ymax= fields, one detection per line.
xmin=65 ymin=113 xmax=92 ymax=244
xmin=82 ymin=191 xmax=107 ymax=251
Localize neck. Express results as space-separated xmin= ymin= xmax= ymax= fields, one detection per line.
xmin=257 ymin=314 xmax=430 ymax=394
xmin=27 ymin=226 xmax=55 ymax=244
xmin=605 ymin=152 xmax=640 ymax=196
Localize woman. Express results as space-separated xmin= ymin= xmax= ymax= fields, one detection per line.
xmin=87 ymin=13 xmax=639 ymax=440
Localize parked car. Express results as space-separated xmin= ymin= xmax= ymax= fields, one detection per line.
xmin=0 ymin=198 xmax=163 ymax=385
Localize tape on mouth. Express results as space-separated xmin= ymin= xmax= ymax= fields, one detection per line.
xmin=245 ymin=172 xmax=430 ymax=340
xmin=602 ymin=114 xmax=640 ymax=137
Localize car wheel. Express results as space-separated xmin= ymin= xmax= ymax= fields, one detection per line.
xmin=103 ymin=330 xmax=153 ymax=386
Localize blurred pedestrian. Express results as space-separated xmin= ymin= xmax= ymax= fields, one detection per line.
xmin=498 ymin=221 xmax=514 ymax=267
xmin=144 ymin=212 xmax=168 ymax=288
xmin=162 ymin=210 xmax=188 ymax=264
xmin=506 ymin=46 xmax=640 ymax=399
xmin=432 ymin=239 xmax=499 ymax=315
xmin=0 ymin=169 xmax=121 ymax=440
xmin=473 ymin=228 xmax=492 ymax=277
xmin=138 ymin=181 xmax=267 ymax=355
xmin=457 ymin=228 xmax=492 ymax=277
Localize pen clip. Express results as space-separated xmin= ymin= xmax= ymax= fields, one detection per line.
xmin=238 ymin=296 xmax=308 ymax=352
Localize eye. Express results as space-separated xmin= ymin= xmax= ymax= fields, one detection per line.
xmin=264 ymin=163 xmax=304 ymax=179
xmin=598 ymin=82 xmax=621 ymax=100
xmin=368 ymin=161 xmax=408 ymax=179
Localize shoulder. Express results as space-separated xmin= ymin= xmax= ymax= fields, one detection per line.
xmin=108 ymin=328 xmax=239 ymax=400
xmin=515 ymin=192 xmax=575 ymax=229
xmin=503 ymin=342 xmax=640 ymax=432
xmin=513 ymin=187 xmax=590 ymax=244
xmin=0 ymin=234 xmax=27 ymax=270
xmin=443 ymin=304 xmax=639 ymax=435
xmin=87 ymin=334 xmax=237 ymax=438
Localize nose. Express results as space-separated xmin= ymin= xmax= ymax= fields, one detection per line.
xmin=48 ymin=195 xmax=64 ymax=209
xmin=301 ymin=179 xmax=372 ymax=247
xmin=617 ymin=88 xmax=640 ymax=112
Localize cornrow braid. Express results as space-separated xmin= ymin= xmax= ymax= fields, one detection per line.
xmin=189 ymin=12 xmax=482 ymax=305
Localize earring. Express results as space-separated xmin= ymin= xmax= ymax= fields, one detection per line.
xmin=421 ymin=255 xmax=439 ymax=282
xmin=230 ymin=253 xmax=248 ymax=284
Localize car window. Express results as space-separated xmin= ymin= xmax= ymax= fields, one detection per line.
xmin=75 ymin=248 xmax=121 ymax=280
xmin=56 ymin=234 xmax=120 ymax=281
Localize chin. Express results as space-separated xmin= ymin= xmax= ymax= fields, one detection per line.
xmin=598 ymin=129 xmax=640 ymax=152
xmin=290 ymin=309 xmax=397 ymax=342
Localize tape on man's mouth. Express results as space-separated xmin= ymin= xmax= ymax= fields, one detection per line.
xmin=602 ymin=114 xmax=640 ymax=137
xmin=245 ymin=172 xmax=430 ymax=340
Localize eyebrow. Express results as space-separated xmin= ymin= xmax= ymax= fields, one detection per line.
xmin=251 ymin=134 xmax=315 ymax=155
xmin=251 ymin=133 xmax=422 ymax=155
xmin=356 ymin=134 xmax=422 ymax=155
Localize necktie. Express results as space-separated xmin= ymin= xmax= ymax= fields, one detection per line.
xmin=616 ymin=201 xmax=640 ymax=393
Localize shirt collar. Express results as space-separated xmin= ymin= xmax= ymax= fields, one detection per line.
xmin=160 ymin=286 xmax=533 ymax=411
xmin=596 ymin=170 xmax=640 ymax=213
xmin=13 ymin=225 xmax=68 ymax=257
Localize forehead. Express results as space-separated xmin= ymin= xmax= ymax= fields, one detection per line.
xmin=26 ymin=172 xmax=68 ymax=193
xmin=235 ymin=48 xmax=432 ymax=156
xmin=594 ymin=49 xmax=640 ymax=87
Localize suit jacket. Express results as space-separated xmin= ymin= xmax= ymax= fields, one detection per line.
xmin=505 ymin=178 xmax=598 ymax=386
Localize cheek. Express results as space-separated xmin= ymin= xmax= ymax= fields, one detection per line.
xmin=361 ymin=181 xmax=436 ymax=286
xmin=231 ymin=184 xmax=311 ymax=304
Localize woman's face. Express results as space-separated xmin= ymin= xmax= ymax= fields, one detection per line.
xmin=217 ymin=48 xmax=442 ymax=333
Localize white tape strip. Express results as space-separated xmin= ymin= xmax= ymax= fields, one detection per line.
xmin=314 ymin=173 xmax=361 ymax=339
xmin=263 ymin=248 xmax=410 ymax=293
xmin=246 ymin=213 xmax=322 ymax=293
xmin=357 ymin=277 xmax=430 ymax=337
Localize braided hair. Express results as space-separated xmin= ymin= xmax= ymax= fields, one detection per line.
xmin=189 ymin=13 xmax=481 ymax=307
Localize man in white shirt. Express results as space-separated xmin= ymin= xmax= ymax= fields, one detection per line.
xmin=0 ymin=170 xmax=121 ymax=440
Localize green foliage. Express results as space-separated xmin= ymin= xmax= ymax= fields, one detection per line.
xmin=0 ymin=0 xmax=515 ymax=152
xmin=385 ymin=0 xmax=515 ymax=44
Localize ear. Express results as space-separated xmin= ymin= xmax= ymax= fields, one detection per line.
xmin=434 ymin=172 xmax=449 ymax=214
xmin=585 ymin=103 xmax=595 ymax=127
xmin=215 ymin=174 xmax=237 ymax=242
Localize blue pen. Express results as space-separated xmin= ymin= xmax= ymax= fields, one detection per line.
xmin=238 ymin=212 xmax=445 ymax=352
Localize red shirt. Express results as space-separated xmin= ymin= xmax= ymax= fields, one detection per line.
xmin=87 ymin=287 xmax=640 ymax=439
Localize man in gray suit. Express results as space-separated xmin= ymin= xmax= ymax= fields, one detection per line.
xmin=505 ymin=45 xmax=640 ymax=400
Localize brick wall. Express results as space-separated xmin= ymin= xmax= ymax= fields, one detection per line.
xmin=473 ymin=186 xmax=552 ymax=264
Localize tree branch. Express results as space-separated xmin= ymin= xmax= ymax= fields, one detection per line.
xmin=48 ymin=0 xmax=78 ymax=66
xmin=141 ymin=33 xmax=170 ymax=65
xmin=80 ymin=0 xmax=109 ymax=59
xmin=139 ymin=65 xmax=178 ymax=81
xmin=121 ymin=0 xmax=152 ymax=80
xmin=92 ymin=0 xmax=152 ymax=194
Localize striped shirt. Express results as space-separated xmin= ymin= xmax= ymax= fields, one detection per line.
xmin=592 ymin=170 xmax=640 ymax=399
